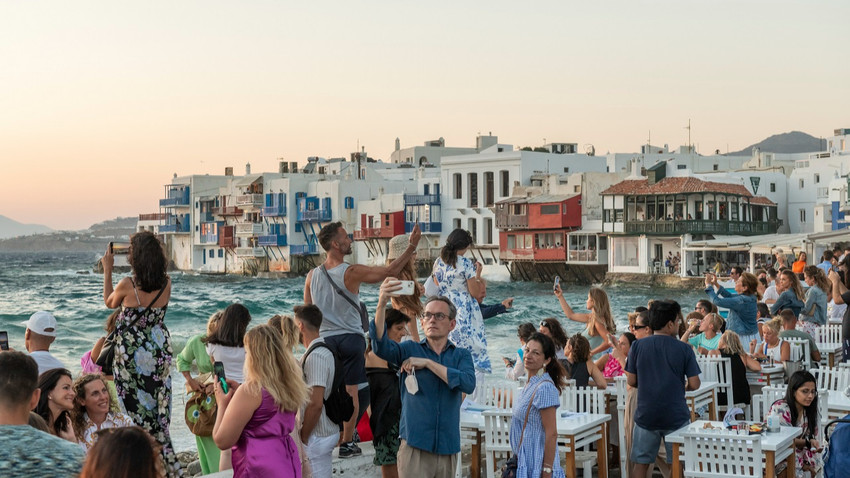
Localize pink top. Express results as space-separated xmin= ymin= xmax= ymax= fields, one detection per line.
xmin=602 ymin=354 xmax=624 ymax=378
xmin=81 ymin=350 xmax=102 ymax=374
xmin=231 ymin=389 xmax=300 ymax=478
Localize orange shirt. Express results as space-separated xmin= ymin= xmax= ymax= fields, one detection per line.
xmin=792 ymin=260 xmax=806 ymax=274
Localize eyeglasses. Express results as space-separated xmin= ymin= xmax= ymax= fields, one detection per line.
xmin=632 ymin=324 xmax=648 ymax=330
xmin=540 ymin=321 xmax=550 ymax=328
xmin=797 ymin=389 xmax=818 ymax=397
xmin=423 ymin=312 xmax=449 ymax=321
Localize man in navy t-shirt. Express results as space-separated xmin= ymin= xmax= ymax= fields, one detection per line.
xmin=626 ymin=300 xmax=701 ymax=478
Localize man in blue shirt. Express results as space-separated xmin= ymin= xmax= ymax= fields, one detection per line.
xmin=818 ymin=250 xmax=835 ymax=275
xmin=626 ymin=300 xmax=701 ymax=478
xmin=371 ymin=279 xmax=476 ymax=478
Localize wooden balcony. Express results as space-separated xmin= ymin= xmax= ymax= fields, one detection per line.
xmin=214 ymin=206 xmax=244 ymax=216
xmin=236 ymin=194 xmax=264 ymax=207
xmin=235 ymin=223 xmax=264 ymax=235
xmin=623 ymin=219 xmax=781 ymax=236
xmin=495 ymin=215 xmax=529 ymax=229
xmin=353 ymin=227 xmax=393 ymax=240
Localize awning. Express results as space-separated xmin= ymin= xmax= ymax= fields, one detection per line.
xmin=683 ymin=233 xmax=811 ymax=253
xmin=233 ymin=173 xmax=264 ymax=187
xmin=807 ymin=228 xmax=850 ymax=244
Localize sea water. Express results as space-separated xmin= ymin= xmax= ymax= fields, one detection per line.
xmin=0 ymin=251 xmax=703 ymax=451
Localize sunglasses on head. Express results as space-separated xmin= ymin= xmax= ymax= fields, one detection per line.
xmin=540 ymin=321 xmax=550 ymax=328
xmin=632 ymin=324 xmax=648 ymax=330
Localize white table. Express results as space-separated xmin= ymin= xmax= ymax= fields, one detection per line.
xmin=747 ymin=364 xmax=784 ymax=387
xmin=828 ymin=392 xmax=850 ymax=417
xmin=461 ymin=410 xmax=611 ymax=478
xmin=685 ymin=381 xmax=718 ymax=421
xmin=818 ymin=342 xmax=843 ymax=368
xmin=666 ymin=420 xmax=801 ymax=478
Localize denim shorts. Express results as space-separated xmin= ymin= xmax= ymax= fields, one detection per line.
xmin=630 ymin=422 xmax=686 ymax=465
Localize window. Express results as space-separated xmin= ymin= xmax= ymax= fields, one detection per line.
xmin=540 ymin=205 xmax=560 ymax=215
xmin=468 ymin=218 xmax=477 ymax=242
xmin=468 ymin=173 xmax=478 ymax=207
xmin=677 ymin=164 xmax=687 ymax=170
xmin=344 ymin=197 xmax=354 ymax=209
xmin=453 ymin=173 xmax=462 ymax=199
xmin=800 ymin=209 xmax=806 ymax=223
xmin=295 ymin=223 xmax=302 ymax=233
xmin=770 ymin=183 xmax=776 ymax=192
xmin=574 ymin=185 xmax=581 ymax=193
xmin=500 ymin=170 xmax=510 ymax=197
xmin=484 ymin=218 xmax=493 ymax=245
xmin=209 ymin=249 xmax=214 ymax=258
xmin=815 ymin=174 xmax=820 ymax=184
xmin=799 ymin=179 xmax=805 ymax=189
xmin=218 ymin=249 xmax=223 ymax=258
xmin=484 ymin=172 xmax=494 ymax=207
xmin=563 ymin=167 xmax=570 ymax=173
xmin=507 ymin=234 xmax=516 ymax=249
xmin=453 ymin=218 xmax=461 ymax=230
xmin=713 ymin=164 xmax=719 ymax=171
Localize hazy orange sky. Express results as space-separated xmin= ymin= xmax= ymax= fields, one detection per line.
xmin=1 ymin=1 xmax=848 ymax=230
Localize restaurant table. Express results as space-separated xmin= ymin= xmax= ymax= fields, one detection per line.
xmin=460 ymin=410 xmax=611 ymax=478
xmin=817 ymin=342 xmax=843 ymax=368
xmin=666 ymin=420 xmax=801 ymax=478
xmin=747 ymin=364 xmax=785 ymax=387
xmin=685 ymin=381 xmax=718 ymax=421
xmin=828 ymin=392 xmax=850 ymax=417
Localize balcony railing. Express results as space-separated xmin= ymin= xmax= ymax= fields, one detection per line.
xmin=235 ymin=223 xmax=264 ymax=235
xmin=235 ymin=247 xmax=265 ymax=257
xmin=261 ymin=204 xmax=287 ymax=217
xmin=405 ymin=222 xmax=442 ymax=233
xmin=623 ymin=219 xmax=781 ymax=236
xmin=297 ymin=209 xmax=332 ymax=222
xmin=219 ymin=236 xmax=236 ymax=248
xmin=160 ymin=223 xmax=191 ymax=234
xmin=236 ymin=194 xmax=264 ymax=207
xmin=533 ymin=248 xmax=566 ymax=262
xmin=200 ymin=233 xmax=218 ymax=244
xmin=159 ymin=196 xmax=190 ymax=207
xmin=500 ymin=248 xmax=534 ymax=261
xmin=568 ymin=250 xmax=599 ymax=262
xmin=403 ymin=194 xmax=441 ymax=206
xmin=214 ymin=206 xmax=244 ymax=216
xmin=495 ymin=215 xmax=529 ymax=229
xmin=139 ymin=213 xmax=170 ymax=221
xmin=258 ymin=234 xmax=288 ymax=247
xmin=290 ymin=244 xmax=319 ymax=255
xmin=353 ymin=227 xmax=391 ymax=240
xmin=198 ymin=212 xmax=214 ymax=223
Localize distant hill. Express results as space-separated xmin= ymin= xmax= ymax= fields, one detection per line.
xmin=728 ymin=131 xmax=825 ymax=156
xmin=0 ymin=216 xmax=136 ymax=252
xmin=0 ymin=215 xmax=53 ymax=239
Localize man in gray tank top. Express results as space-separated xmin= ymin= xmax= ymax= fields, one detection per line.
xmin=304 ymin=221 xmax=421 ymax=458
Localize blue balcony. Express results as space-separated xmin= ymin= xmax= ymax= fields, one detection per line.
xmin=159 ymin=187 xmax=190 ymax=208
xmin=290 ymin=243 xmax=319 ymax=255
xmin=259 ymin=234 xmax=288 ymax=246
xmin=262 ymin=204 xmax=287 ymax=217
xmin=297 ymin=209 xmax=332 ymax=222
xmin=405 ymin=222 xmax=442 ymax=233
xmin=200 ymin=233 xmax=218 ymax=244
xmin=160 ymin=223 xmax=191 ymax=234
xmin=404 ymin=194 xmax=441 ymax=206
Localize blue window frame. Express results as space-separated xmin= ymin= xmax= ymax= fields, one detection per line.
xmin=344 ymin=197 xmax=354 ymax=209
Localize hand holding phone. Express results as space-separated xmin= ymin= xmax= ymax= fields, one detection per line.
xmin=388 ymin=280 xmax=416 ymax=296
xmin=213 ymin=361 xmax=229 ymax=394
xmin=553 ymin=276 xmax=561 ymax=293
xmin=0 ymin=331 xmax=9 ymax=351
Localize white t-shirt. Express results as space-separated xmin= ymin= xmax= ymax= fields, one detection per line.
xmin=763 ymin=285 xmax=780 ymax=303
xmin=205 ymin=344 xmax=246 ymax=383
xmin=29 ymin=351 xmax=66 ymax=376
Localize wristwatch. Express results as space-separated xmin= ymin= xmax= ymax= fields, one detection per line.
xmin=542 ymin=465 xmax=553 ymax=473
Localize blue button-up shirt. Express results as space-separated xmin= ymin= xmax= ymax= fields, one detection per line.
xmin=369 ymin=320 xmax=476 ymax=455
xmin=705 ymin=286 xmax=758 ymax=336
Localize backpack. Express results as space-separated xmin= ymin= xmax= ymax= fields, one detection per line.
xmin=302 ymin=342 xmax=355 ymax=425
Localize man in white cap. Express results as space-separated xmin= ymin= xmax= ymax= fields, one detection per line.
xmin=22 ymin=311 xmax=65 ymax=375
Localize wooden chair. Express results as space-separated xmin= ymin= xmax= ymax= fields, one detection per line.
xmin=682 ymin=432 xmax=763 ymax=477
xmin=482 ymin=410 xmax=513 ymax=478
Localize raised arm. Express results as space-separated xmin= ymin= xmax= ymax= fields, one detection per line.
xmin=102 ymin=245 xmax=128 ymax=309
xmin=370 ymin=278 xmax=405 ymax=365
xmin=345 ymin=225 xmax=421 ymax=291
xmin=553 ymin=284 xmax=590 ymax=323
xmin=303 ymin=269 xmax=313 ymax=304
xmin=829 ymin=270 xmax=848 ymax=305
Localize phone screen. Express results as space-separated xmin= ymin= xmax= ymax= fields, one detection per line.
xmin=0 ymin=331 xmax=8 ymax=351
xmin=553 ymin=276 xmax=560 ymax=291
xmin=213 ymin=361 xmax=228 ymax=393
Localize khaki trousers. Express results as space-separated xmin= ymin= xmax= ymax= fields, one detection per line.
xmin=397 ymin=440 xmax=458 ymax=478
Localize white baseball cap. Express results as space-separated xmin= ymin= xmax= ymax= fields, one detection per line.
xmin=22 ymin=311 xmax=57 ymax=337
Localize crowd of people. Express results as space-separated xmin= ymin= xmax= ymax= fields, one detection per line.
xmin=3 ymin=226 xmax=849 ymax=478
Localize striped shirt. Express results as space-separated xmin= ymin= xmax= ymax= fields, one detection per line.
xmin=301 ymin=338 xmax=338 ymax=438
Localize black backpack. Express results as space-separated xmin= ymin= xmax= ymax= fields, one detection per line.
xmin=301 ymin=342 xmax=355 ymax=425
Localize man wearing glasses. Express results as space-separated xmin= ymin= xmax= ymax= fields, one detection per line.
xmin=370 ymin=278 xmax=476 ymax=478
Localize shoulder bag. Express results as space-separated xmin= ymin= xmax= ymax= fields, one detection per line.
xmin=501 ymin=379 xmax=548 ymax=478
xmin=319 ymin=265 xmax=369 ymax=332
xmin=95 ymin=286 xmax=166 ymax=375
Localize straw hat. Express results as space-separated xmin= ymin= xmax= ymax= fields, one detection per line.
xmin=387 ymin=234 xmax=411 ymax=261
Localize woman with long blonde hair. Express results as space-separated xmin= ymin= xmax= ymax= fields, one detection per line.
xmin=553 ymin=286 xmax=616 ymax=359
xmin=213 ymin=324 xmax=309 ymax=477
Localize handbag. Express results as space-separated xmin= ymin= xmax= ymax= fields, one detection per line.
xmin=184 ymin=383 xmax=216 ymax=437
xmin=501 ymin=380 xmax=547 ymax=478
xmin=95 ymin=286 xmax=166 ymax=375
xmin=319 ymin=265 xmax=369 ymax=332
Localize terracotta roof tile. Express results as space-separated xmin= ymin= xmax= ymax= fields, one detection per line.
xmin=600 ymin=177 xmax=775 ymax=206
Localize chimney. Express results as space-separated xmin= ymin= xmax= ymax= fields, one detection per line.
xmin=225 ymin=167 xmax=233 ymax=176
xmin=291 ymin=162 xmax=298 ymax=174
xmin=245 ymin=162 xmax=251 ymax=175
xmin=280 ymin=160 xmax=288 ymax=174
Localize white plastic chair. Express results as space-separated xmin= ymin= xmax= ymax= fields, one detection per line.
xmin=682 ymin=432 xmax=763 ymax=477
xmin=816 ymin=323 xmax=842 ymax=344
xmin=480 ymin=383 xmax=516 ymax=410
xmin=559 ymin=386 xmax=605 ymax=478
xmin=697 ymin=356 xmax=738 ymax=413
xmin=613 ymin=376 xmax=628 ymax=472
xmin=482 ymin=410 xmax=513 ymax=478
xmin=814 ymin=366 xmax=850 ymax=393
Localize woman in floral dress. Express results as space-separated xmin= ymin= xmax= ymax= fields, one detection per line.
xmin=767 ymin=371 xmax=823 ymax=477
xmin=103 ymin=231 xmax=181 ymax=477
xmin=432 ymin=229 xmax=491 ymax=383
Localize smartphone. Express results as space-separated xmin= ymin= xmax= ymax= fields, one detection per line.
xmin=389 ymin=280 xmax=415 ymax=296
xmin=108 ymin=241 xmax=114 ymax=253
xmin=213 ymin=361 xmax=228 ymax=394
xmin=553 ymin=276 xmax=560 ymax=292
xmin=503 ymin=356 xmax=516 ymax=367
xmin=0 ymin=331 xmax=8 ymax=351
xmin=111 ymin=242 xmax=130 ymax=254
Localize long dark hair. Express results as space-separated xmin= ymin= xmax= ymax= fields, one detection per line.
xmin=526 ymin=332 xmax=567 ymax=393
xmin=540 ymin=317 xmax=568 ymax=350
xmin=440 ymin=228 xmax=473 ymax=269
xmin=80 ymin=426 xmax=162 ymax=478
xmin=785 ymin=371 xmax=819 ymax=439
xmin=567 ymin=334 xmax=591 ymax=363
xmin=204 ymin=303 xmax=251 ymax=347
xmin=35 ymin=368 xmax=74 ymax=436
xmin=128 ymin=231 xmax=168 ymax=292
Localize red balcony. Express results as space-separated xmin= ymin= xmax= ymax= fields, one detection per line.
xmin=533 ymin=247 xmax=566 ymax=262
xmin=218 ymin=226 xmax=236 ymax=248
xmin=353 ymin=227 xmax=394 ymax=240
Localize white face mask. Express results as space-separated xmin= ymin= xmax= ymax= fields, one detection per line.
xmin=405 ymin=368 xmax=419 ymax=395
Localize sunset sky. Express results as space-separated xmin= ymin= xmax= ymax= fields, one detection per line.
xmin=1 ymin=1 xmax=848 ymax=230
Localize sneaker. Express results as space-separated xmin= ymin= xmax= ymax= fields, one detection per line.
xmin=338 ymin=441 xmax=362 ymax=458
